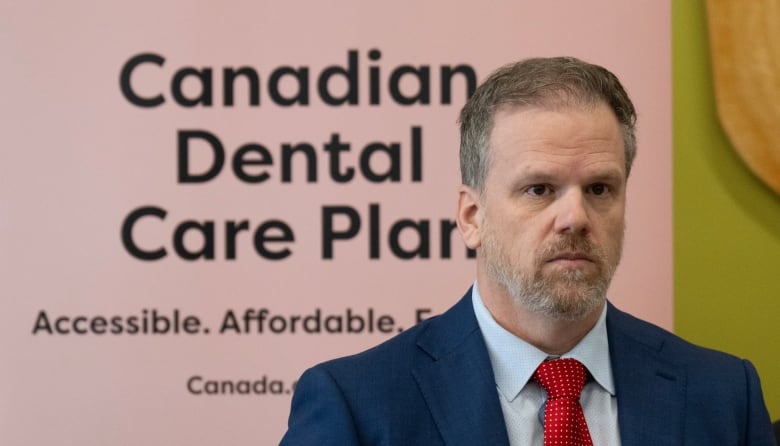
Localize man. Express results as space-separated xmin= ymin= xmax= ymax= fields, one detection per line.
xmin=280 ymin=57 xmax=775 ymax=445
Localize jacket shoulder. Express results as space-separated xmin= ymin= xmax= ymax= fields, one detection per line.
xmin=607 ymin=302 xmax=744 ymax=366
xmin=315 ymin=290 xmax=478 ymax=378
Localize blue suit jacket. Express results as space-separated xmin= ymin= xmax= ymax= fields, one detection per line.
xmin=281 ymin=290 xmax=775 ymax=445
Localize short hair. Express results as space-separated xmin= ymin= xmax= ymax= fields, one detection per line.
xmin=458 ymin=57 xmax=637 ymax=191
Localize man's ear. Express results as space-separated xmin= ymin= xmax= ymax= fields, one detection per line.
xmin=456 ymin=185 xmax=482 ymax=250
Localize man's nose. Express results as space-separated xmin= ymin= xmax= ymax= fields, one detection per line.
xmin=552 ymin=189 xmax=590 ymax=235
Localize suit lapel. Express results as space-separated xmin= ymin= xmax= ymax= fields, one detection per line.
xmin=412 ymin=295 xmax=688 ymax=445
xmin=412 ymin=292 xmax=510 ymax=446
xmin=607 ymin=304 xmax=686 ymax=446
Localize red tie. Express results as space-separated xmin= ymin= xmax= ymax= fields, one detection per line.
xmin=533 ymin=358 xmax=593 ymax=446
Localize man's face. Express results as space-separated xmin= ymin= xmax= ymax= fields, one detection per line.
xmin=475 ymin=102 xmax=627 ymax=321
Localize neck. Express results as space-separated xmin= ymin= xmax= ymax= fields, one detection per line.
xmin=477 ymin=279 xmax=604 ymax=356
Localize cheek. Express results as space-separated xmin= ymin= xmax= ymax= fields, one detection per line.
xmin=484 ymin=205 xmax=547 ymax=256
xmin=597 ymin=214 xmax=625 ymax=252
xmin=511 ymin=229 xmax=543 ymax=266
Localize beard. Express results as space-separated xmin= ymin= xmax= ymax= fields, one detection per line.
xmin=482 ymin=225 xmax=622 ymax=322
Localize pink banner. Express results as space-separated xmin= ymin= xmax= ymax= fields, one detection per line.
xmin=0 ymin=1 xmax=671 ymax=444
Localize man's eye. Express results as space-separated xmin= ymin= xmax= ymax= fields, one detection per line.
xmin=527 ymin=185 xmax=550 ymax=196
xmin=589 ymin=183 xmax=608 ymax=195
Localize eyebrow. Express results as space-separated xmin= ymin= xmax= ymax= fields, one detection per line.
xmin=514 ymin=168 xmax=625 ymax=185
xmin=587 ymin=169 xmax=625 ymax=184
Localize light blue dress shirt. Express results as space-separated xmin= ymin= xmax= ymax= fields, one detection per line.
xmin=471 ymin=282 xmax=622 ymax=445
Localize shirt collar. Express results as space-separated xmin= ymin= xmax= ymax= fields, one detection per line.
xmin=471 ymin=281 xmax=615 ymax=402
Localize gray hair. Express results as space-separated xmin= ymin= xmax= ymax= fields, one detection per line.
xmin=458 ymin=57 xmax=637 ymax=191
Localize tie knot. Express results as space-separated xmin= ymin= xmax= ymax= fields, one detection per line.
xmin=533 ymin=358 xmax=587 ymax=399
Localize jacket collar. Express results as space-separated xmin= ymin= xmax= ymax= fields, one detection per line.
xmin=412 ymin=289 xmax=511 ymax=446
xmin=607 ymin=302 xmax=685 ymax=446
xmin=410 ymin=292 xmax=687 ymax=446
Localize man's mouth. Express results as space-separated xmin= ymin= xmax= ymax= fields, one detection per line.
xmin=546 ymin=252 xmax=595 ymax=264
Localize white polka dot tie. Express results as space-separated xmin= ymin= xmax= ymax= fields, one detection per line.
xmin=533 ymin=358 xmax=593 ymax=446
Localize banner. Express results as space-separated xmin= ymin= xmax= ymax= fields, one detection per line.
xmin=0 ymin=1 xmax=671 ymax=444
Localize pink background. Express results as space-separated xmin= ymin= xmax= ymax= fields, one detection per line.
xmin=0 ymin=1 xmax=670 ymax=444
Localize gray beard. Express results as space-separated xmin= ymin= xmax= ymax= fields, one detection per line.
xmin=483 ymin=233 xmax=619 ymax=322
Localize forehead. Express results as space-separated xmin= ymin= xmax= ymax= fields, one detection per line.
xmin=487 ymin=103 xmax=625 ymax=178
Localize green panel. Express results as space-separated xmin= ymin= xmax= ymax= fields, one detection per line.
xmin=673 ymin=0 xmax=780 ymax=420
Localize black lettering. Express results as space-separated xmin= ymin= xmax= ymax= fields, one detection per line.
xmin=236 ymin=380 xmax=250 ymax=394
xmin=377 ymin=315 xmax=394 ymax=333
xmin=322 ymin=206 xmax=361 ymax=259
xmin=182 ymin=316 xmax=201 ymax=334
xmin=55 ymin=316 xmax=70 ymax=334
xmin=269 ymin=316 xmax=287 ymax=333
xmin=232 ymin=143 xmax=272 ymax=183
xmin=205 ymin=380 xmax=219 ymax=394
xmin=187 ymin=376 xmax=203 ymax=394
xmin=271 ymin=380 xmax=284 ymax=394
xmin=411 ymin=126 xmax=422 ymax=182
xmin=415 ymin=308 xmax=431 ymax=323
xmin=223 ymin=67 xmax=260 ymax=106
xmin=173 ymin=220 xmax=215 ymax=260
xmin=324 ymin=315 xmax=343 ymax=333
xmin=253 ymin=220 xmax=294 ymax=260
xmin=389 ymin=220 xmax=430 ymax=259
xmin=152 ymin=310 xmax=172 ymax=334
xmin=220 ymin=310 xmax=241 ymax=334
xmin=369 ymin=204 xmax=380 ymax=259
xmin=368 ymin=49 xmax=381 ymax=105
xmin=440 ymin=64 xmax=477 ymax=104
xmin=440 ymin=219 xmax=455 ymax=259
xmin=281 ymin=143 xmax=317 ymax=183
xmin=389 ymin=65 xmax=430 ymax=105
xmin=72 ymin=316 xmax=88 ymax=334
xmin=32 ymin=311 xmax=53 ymax=334
xmin=303 ymin=309 xmax=321 ymax=333
xmin=268 ymin=66 xmax=309 ymax=106
xmin=225 ymin=220 xmax=250 ymax=259
xmin=347 ymin=309 xmax=364 ymax=333
xmin=126 ymin=315 xmax=139 ymax=334
xmin=110 ymin=315 xmax=124 ymax=334
xmin=171 ymin=67 xmax=213 ymax=107
xmin=288 ymin=315 xmax=301 ymax=333
xmin=121 ymin=206 xmax=167 ymax=261
xmin=360 ymin=143 xmax=400 ymax=183
xmin=324 ymin=133 xmax=354 ymax=182
xmin=90 ymin=316 xmax=107 ymax=334
xmin=119 ymin=53 xmax=165 ymax=107
xmin=318 ymin=50 xmax=358 ymax=105
xmin=178 ymin=130 xmax=225 ymax=183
